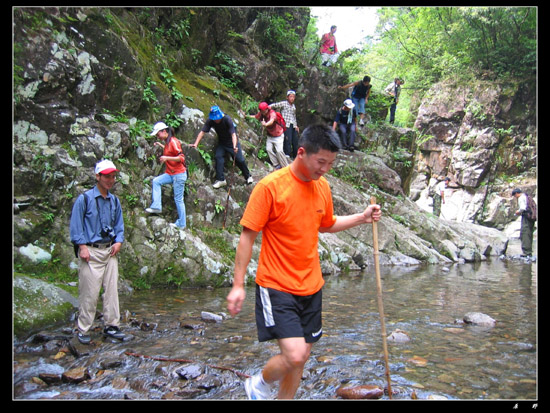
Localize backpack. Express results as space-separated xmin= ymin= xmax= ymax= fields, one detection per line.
xmin=274 ymin=111 xmax=287 ymax=132
xmin=525 ymin=194 xmax=537 ymax=221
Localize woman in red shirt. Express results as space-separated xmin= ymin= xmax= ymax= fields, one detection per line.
xmin=145 ymin=122 xmax=187 ymax=229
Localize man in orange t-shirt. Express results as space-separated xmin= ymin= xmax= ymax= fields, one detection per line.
xmin=226 ymin=124 xmax=382 ymax=399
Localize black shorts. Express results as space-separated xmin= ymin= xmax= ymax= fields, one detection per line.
xmin=255 ymin=285 xmax=323 ymax=343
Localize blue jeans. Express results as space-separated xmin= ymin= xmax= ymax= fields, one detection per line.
xmin=150 ymin=171 xmax=187 ymax=228
xmin=352 ymin=97 xmax=365 ymax=114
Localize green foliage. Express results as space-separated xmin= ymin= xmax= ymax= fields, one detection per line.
xmin=340 ymin=6 xmax=536 ymax=127
xmin=160 ymin=68 xmax=184 ymax=101
xmin=255 ymin=11 xmax=302 ymax=61
xmin=374 ymin=6 xmax=536 ymax=81
xmin=142 ymin=77 xmax=159 ymax=104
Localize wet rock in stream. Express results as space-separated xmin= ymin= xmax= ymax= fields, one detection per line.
xmin=174 ymin=364 xmax=203 ymax=380
xmin=387 ymin=329 xmax=411 ymax=343
xmin=462 ymin=312 xmax=496 ymax=327
xmin=336 ymin=384 xmax=384 ymax=399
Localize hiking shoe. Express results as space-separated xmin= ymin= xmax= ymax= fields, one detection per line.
xmin=77 ymin=332 xmax=91 ymax=345
xmin=145 ymin=208 xmax=162 ymax=214
xmin=246 ymin=176 xmax=254 ymax=185
xmin=213 ymin=180 xmax=227 ymax=189
xmin=244 ymin=373 xmax=271 ymax=400
xmin=103 ymin=326 xmax=125 ymax=340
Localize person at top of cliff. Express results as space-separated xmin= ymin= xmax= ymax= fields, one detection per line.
xmin=245 ymin=102 xmax=289 ymax=170
xmin=320 ymin=25 xmax=339 ymax=67
xmin=269 ymin=90 xmax=300 ymax=159
xmin=191 ymin=106 xmax=253 ymax=189
xmin=332 ymin=99 xmax=357 ymax=151
xmin=226 ymin=124 xmax=382 ymax=399
xmin=145 ymin=122 xmax=188 ymax=229
xmin=339 ymin=76 xmax=372 ymax=126
xmin=70 ymin=159 xmax=125 ymax=344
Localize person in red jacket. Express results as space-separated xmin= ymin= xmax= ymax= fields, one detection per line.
xmin=247 ymin=102 xmax=289 ymax=170
xmin=145 ymin=122 xmax=188 ymax=229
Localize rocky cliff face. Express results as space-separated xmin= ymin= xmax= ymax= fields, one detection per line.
xmin=13 ymin=7 xmax=527 ymax=290
xmin=411 ymin=77 xmax=537 ymax=229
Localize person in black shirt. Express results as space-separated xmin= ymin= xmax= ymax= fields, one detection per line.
xmin=191 ymin=106 xmax=253 ymax=188
xmin=338 ymin=76 xmax=372 ymax=126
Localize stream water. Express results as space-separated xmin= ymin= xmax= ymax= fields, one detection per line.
xmin=13 ymin=258 xmax=537 ymax=401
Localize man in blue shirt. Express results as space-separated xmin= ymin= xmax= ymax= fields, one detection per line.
xmin=70 ymin=160 xmax=125 ymax=344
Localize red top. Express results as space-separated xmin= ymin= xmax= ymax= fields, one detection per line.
xmin=255 ymin=109 xmax=284 ymax=137
xmin=163 ymin=136 xmax=186 ymax=175
xmin=320 ymin=32 xmax=338 ymax=54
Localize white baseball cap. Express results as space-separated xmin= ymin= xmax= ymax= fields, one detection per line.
xmin=343 ymin=99 xmax=355 ymax=109
xmin=95 ymin=159 xmax=119 ymax=175
xmin=150 ymin=121 xmax=168 ymax=136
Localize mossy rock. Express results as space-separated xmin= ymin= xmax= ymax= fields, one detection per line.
xmin=13 ymin=274 xmax=79 ymax=339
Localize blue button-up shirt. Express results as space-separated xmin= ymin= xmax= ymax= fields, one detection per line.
xmin=70 ymin=186 xmax=125 ymax=245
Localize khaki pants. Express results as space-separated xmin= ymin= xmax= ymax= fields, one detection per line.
xmin=77 ymin=245 xmax=120 ymax=333
xmin=266 ymin=134 xmax=289 ymax=169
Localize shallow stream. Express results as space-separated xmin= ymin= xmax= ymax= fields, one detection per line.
xmin=13 ymin=259 xmax=537 ymax=400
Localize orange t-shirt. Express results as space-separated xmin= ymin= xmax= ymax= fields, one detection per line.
xmin=240 ymin=166 xmax=337 ymax=296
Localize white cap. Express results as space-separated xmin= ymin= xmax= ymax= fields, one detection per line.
xmin=343 ymin=99 xmax=355 ymax=109
xmin=95 ymin=160 xmax=119 ymax=175
xmin=150 ymin=121 xmax=168 ymax=136
xmin=287 ymin=90 xmax=296 ymax=96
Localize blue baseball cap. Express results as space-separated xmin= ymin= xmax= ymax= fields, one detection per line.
xmin=209 ymin=106 xmax=224 ymax=120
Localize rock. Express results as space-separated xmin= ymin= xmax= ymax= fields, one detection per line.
xmin=62 ymin=366 xmax=90 ymax=383
xmin=174 ymin=364 xmax=203 ymax=380
xmin=336 ymin=384 xmax=384 ymax=399
xmin=201 ymin=311 xmax=224 ymax=323
xmin=387 ymin=329 xmax=411 ymax=343
xmin=463 ymin=312 xmax=496 ymax=326
xmin=38 ymin=373 xmax=63 ymax=385
xmin=428 ymin=394 xmax=449 ymax=400
xmin=13 ymin=275 xmax=78 ymax=339
xmin=19 ymin=244 xmax=52 ymax=263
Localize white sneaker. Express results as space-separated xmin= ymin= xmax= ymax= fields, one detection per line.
xmin=145 ymin=208 xmax=162 ymax=214
xmin=244 ymin=373 xmax=271 ymax=400
xmin=246 ymin=176 xmax=254 ymax=185
xmin=213 ymin=180 xmax=227 ymax=189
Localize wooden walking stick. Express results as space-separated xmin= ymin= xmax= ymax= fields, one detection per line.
xmin=370 ymin=196 xmax=392 ymax=399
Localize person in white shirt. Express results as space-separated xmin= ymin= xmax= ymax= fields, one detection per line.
xmin=384 ymin=78 xmax=404 ymax=124
xmin=512 ymin=188 xmax=536 ymax=257
xmin=432 ymin=177 xmax=449 ymax=217
xmin=270 ymin=90 xmax=300 ymax=159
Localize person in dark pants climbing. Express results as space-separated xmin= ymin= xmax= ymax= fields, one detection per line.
xmin=191 ymin=106 xmax=253 ymax=189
